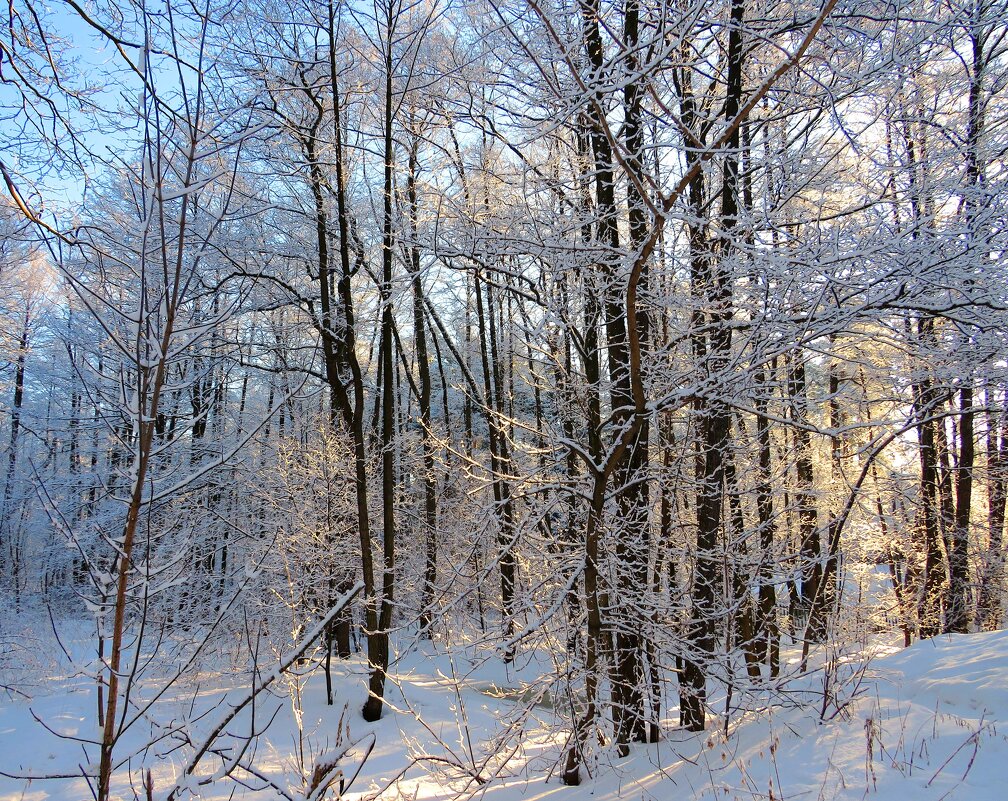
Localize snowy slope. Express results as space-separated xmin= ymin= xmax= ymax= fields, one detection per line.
xmin=1 ymin=631 xmax=1006 ymax=800
xmin=554 ymin=632 xmax=1008 ymax=801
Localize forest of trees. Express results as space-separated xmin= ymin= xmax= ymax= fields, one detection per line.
xmin=1 ymin=0 xmax=1007 ymax=797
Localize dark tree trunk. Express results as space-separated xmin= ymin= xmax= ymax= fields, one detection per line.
xmin=947 ymin=11 xmax=985 ymax=634
xmin=947 ymin=380 xmax=974 ymax=632
xmin=407 ymin=131 xmax=438 ymax=639
xmin=681 ymin=0 xmax=745 ymax=731
xmin=915 ymin=318 xmax=945 ymax=639
xmin=1 ymin=308 xmax=28 ymax=595
xmin=362 ymin=18 xmax=398 ymax=720
xmin=806 ymin=357 xmax=842 ymax=643
xmin=474 ymin=272 xmax=517 ymax=660
xmin=562 ymin=116 xmax=612 ymax=788
xmin=678 ymin=57 xmax=712 ymax=734
xmin=978 ymin=382 xmax=1006 ymax=630
xmin=752 ymin=361 xmax=779 ymax=674
xmin=605 ymin=0 xmax=650 ymax=749
xmin=788 ymin=358 xmax=821 ymax=629
xmin=935 ymin=409 xmax=956 ymax=569
xmin=724 ymin=443 xmax=760 ymax=679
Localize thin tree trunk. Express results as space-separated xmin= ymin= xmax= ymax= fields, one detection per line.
xmin=752 ymin=360 xmax=779 ymax=674
xmin=362 ymin=14 xmax=398 ymax=720
xmin=562 ymin=125 xmax=608 ymax=785
xmin=915 ymin=318 xmax=945 ymax=639
xmin=407 ymin=130 xmax=438 ymax=638
xmin=978 ymin=382 xmax=1006 ymax=629
xmin=681 ymin=0 xmax=745 ymax=730
xmin=474 ymin=272 xmax=517 ymax=659
xmin=1 ymin=307 xmax=28 ymax=597
xmin=788 ymin=358 xmax=820 ymax=629
xmin=947 ymin=8 xmax=984 ymax=634
xmin=947 ymin=379 xmax=974 ymax=632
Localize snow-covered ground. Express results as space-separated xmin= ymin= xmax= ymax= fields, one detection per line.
xmin=1 ymin=628 xmax=1006 ymax=800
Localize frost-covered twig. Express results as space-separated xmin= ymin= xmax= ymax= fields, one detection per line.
xmin=163 ymin=581 xmax=363 ymax=800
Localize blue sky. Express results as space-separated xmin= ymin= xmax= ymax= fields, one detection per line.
xmin=0 ymin=2 xmax=148 ymax=213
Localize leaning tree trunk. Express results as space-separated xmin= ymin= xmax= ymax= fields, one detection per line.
xmin=473 ymin=271 xmax=518 ymax=660
xmin=301 ymin=68 xmax=355 ymax=683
